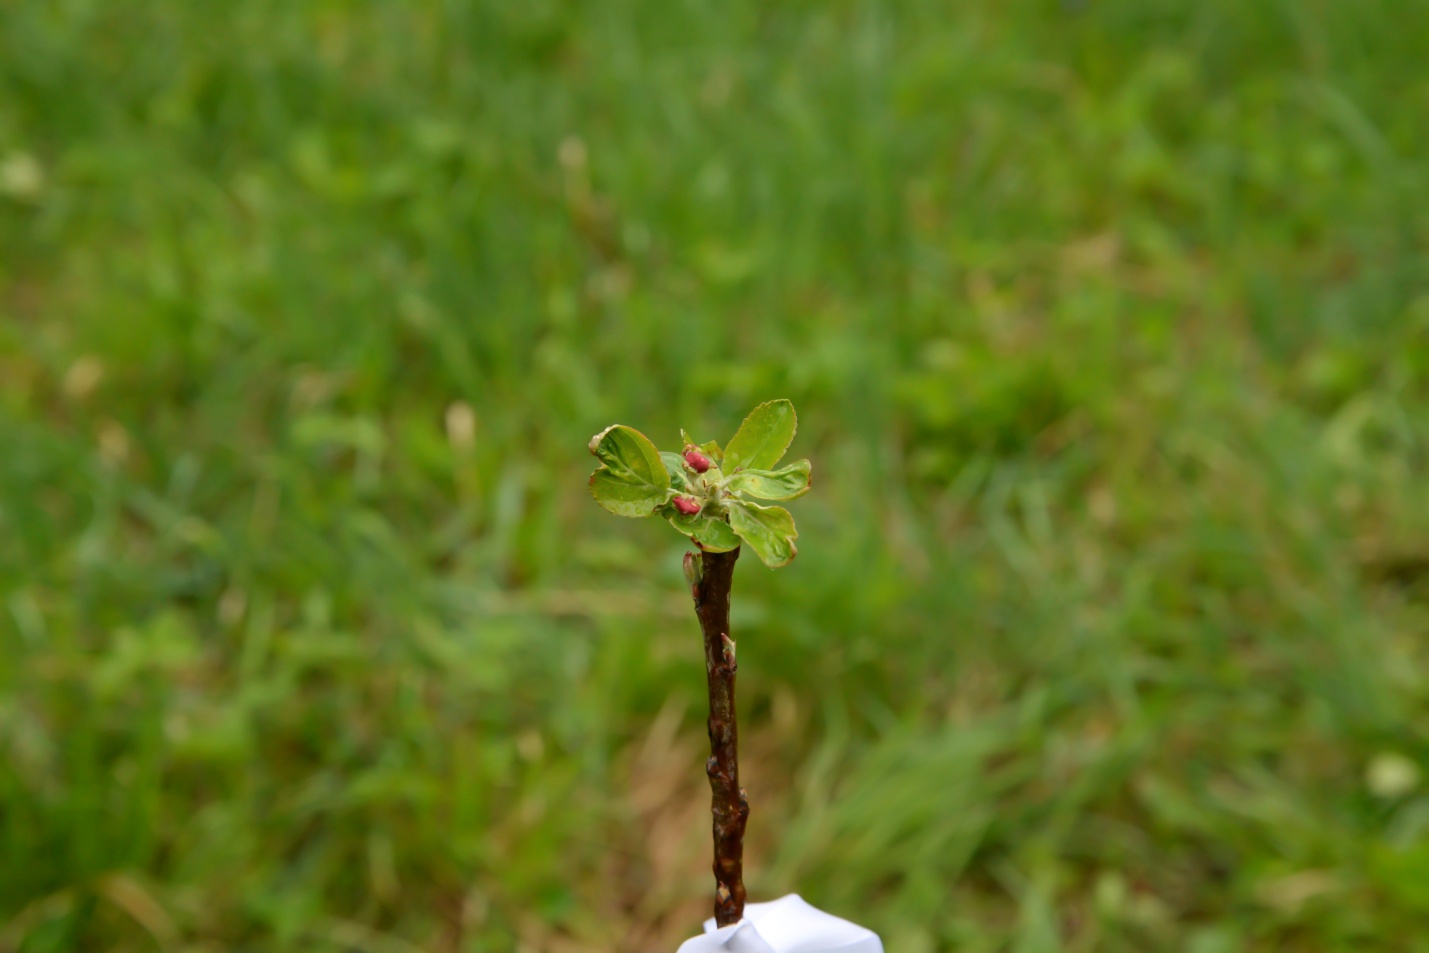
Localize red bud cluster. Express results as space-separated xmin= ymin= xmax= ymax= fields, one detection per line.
xmin=684 ymin=447 xmax=713 ymax=473
xmin=673 ymin=495 xmax=702 ymax=515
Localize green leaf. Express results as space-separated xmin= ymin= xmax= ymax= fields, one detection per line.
xmin=589 ymin=425 xmax=667 ymax=485
xmin=590 ymin=470 xmax=672 ymax=517
xmin=588 ymin=425 xmax=671 ymax=517
xmin=680 ymin=428 xmax=723 ymax=463
xmin=723 ymin=459 xmax=811 ymax=501
xmin=727 ymin=501 xmax=798 ymax=567
xmin=667 ymin=513 xmax=742 ymax=552
xmin=659 ymin=451 xmax=693 ymax=492
xmin=723 ymin=399 xmax=797 ymax=472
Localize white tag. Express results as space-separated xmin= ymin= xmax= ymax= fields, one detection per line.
xmin=675 ymin=895 xmax=882 ymax=953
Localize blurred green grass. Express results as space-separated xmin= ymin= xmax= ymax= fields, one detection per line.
xmin=3 ymin=1 xmax=1429 ymax=950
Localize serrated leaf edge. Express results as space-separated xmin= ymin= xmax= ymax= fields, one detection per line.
xmin=723 ymin=399 xmax=798 ymax=473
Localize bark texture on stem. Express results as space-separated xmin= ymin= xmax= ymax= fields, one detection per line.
xmin=691 ymin=547 xmax=748 ymax=927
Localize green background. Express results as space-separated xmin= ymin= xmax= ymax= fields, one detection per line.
xmin=3 ymin=2 xmax=1429 ymax=951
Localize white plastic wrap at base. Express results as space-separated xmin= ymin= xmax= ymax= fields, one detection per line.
xmin=675 ymin=895 xmax=882 ymax=953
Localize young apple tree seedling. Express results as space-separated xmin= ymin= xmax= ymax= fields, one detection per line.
xmin=588 ymin=399 xmax=810 ymax=927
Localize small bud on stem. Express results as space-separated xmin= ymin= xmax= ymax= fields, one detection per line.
xmin=674 ymin=495 xmax=702 ymax=515
xmin=684 ymin=447 xmax=714 ymax=473
xmin=684 ymin=551 xmax=703 ymax=599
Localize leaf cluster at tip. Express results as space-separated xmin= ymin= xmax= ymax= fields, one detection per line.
xmin=587 ymin=399 xmax=809 ymax=568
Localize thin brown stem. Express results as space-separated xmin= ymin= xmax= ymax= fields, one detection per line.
xmin=689 ymin=547 xmax=748 ymax=927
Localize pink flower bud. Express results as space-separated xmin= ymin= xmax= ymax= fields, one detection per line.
xmin=673 ymin=495 xmax=701 ymax=515
xmin=683 ymin=448 xmax=713 ymax=473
